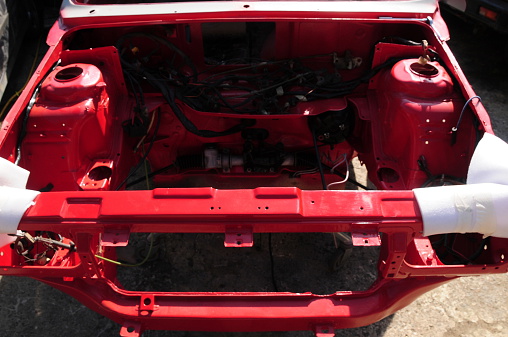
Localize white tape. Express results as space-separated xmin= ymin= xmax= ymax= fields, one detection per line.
xmin=0 ymin=157 xmax=40 ymax=234
xmin=414 ymin=183 xmax=508 ymax=238
xmin=415 ymin=133 xmax=508 ymax=238
xmin=0 ymin=186 xmax=40 ymax=234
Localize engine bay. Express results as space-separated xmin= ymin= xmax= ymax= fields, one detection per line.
xmin=7 ymin=19 xmax=493 ymax=274
xmin=16 ymin=21 xmax=477 ymax=194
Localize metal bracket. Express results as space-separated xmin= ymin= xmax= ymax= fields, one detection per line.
xmin=351 ymin=231 xmax=381 ymax=246
xmin=102 ymin=229 xmax=130 ymax=247
xmin=120 ymin=321 xmax=142 ymax=337
xmin=314 ymin=324 xmax=336 ymax=337
xmin=79 ymin=159 xmax=114 ymax=190
xmin=139 ymin=294 xmax=158 ymax=316
xmin=224 ymin=227 xmax=253 ymax=247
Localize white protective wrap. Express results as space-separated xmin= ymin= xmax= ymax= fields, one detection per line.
xmin=414 ymin=183 xmax=508 ymax=238
xmin=467 ymin=133 xmax=508 ymax=185
xmin=0 ymin=157 xmax=40 ymax=235
xmin=414 ymin=133 xmax=508 ymax=238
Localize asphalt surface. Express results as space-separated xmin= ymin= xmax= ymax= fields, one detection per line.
xmin=0 ymin=9 xmax=507 ymax=337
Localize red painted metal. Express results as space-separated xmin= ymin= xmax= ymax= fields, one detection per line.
xmin=0 ymin=1 xmax=506 ymax=336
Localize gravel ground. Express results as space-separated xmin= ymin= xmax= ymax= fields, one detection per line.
xmin=0 ymin=9 xmax=507 ymax=337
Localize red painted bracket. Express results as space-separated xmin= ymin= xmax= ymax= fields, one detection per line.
xmin=224 ymin=227 xmax=254 ymax=247
xmin=351 ymin=231 xmax=381 ymax=246
xmin=120 ymin=321 xmax=142 ymax=337
xmin=314 ymin=324 xmax=336 ymax=337
xmin=102 ymin=228 xmax=130 ymax=247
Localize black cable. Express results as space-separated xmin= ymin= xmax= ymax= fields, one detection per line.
xmin=420 ymin=174 xmax=465 ymax=187
xmin=468 ymin=237 xmax=489 ymax=262
xmin=15 ymin=60 xmax=61 ymax=166
xmin=295 ymin=154 xmax=371 ymax=190
xmin=125 ymin=163 xmax=175 ymax=189
xmin=117 ymin=32 xmax=257 ymax=133
xmin=380 ymin=36 xmax=423 ymax=46
xmin=162 ymin=85 xmax=256 ymax=137
xmin=122 ymin=59 xmax=257 ymax=136
xmin=268 ymin=233 xmax=279 ymax=292
xmin=451 ymin=96 xmax=481 ymax=145
xmin=310 ymin=125 xmax=328 ymax=190
xmin=282 ymin=57 xmax=402 ymax=103
xmin=207 ymin=85 xmax=258 ymax=113
xmin=437 ymin=233 xmax=488 ymax=265
xmin=116 ymin=32 xmax=198 ymax=81
xmin=16 ymin=87 xmax=39 ymax=166
xmin=124 ymin=71 xmax=145 ymax=108
xmin=116 ymin=108 xmax=162 ymax=190
xmin=332 ymin=167 xmax=370 ymax=190
xmin=123 ymin=38 xmax=402 ymax=116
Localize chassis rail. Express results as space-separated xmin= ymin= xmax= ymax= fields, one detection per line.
xmin=2 ymin=188 xmax=508 ymax=336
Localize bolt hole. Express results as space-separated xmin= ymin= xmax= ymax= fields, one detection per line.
xmin=236 ymin=241 xmax=242 ymax=245
xmin=127 ymin=326 xmax=135 ymax=333
xmin=244 ymin=4 xmax=250 ymax=8
xmin=90 ymin=9 xmax=95 ymax=13
xmin=210 ymin=207 xmax=214 ymax=210
xmin=144 ymin=298 xmax=151 ymax=306
xmin=265 ymin=206 xmax=269 ymax=210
